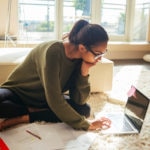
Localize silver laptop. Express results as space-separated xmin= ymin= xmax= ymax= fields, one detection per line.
xmin=95 ymin=85 xmax=150 ymax=134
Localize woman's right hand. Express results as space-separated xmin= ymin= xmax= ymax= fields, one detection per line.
xmin=88 ymin=117 xmax=111 ymax=131
xmin=81 ymin=61 xmax=96 ymax=76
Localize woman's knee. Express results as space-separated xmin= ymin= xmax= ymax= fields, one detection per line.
xmin=0 ymin=88 xmax=13 ymax=101
xmin=0 ymin=88 xmax=23 ymax=105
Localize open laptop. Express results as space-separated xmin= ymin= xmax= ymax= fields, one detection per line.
xmin=95 ymin=85 xmax=150 ymax=134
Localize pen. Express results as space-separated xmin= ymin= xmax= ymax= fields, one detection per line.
xmin=26 ymin=130 xmax=42 ymax=140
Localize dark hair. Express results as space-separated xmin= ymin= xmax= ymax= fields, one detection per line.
xmin=68 ymin=19 xmax=109 ymax=47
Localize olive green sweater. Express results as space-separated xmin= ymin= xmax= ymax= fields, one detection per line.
xmin=1 ymin=41 xmax=91 ymax=130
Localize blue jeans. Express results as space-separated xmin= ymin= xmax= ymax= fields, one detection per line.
xmin=0 ymin=88 xmax=90 ymax=123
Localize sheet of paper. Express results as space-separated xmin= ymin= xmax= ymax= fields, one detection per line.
xmin=0 ymin=122 xmax=96 ymax=150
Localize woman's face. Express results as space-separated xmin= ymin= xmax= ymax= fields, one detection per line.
xmin=81 ymin=42 xmax=108 ymax=64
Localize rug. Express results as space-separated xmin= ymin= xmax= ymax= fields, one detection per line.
xmin=0 ymin=61 xmax=150 ymax=150
xmin=88 ymin=63 xmax=150 ymax=150
xmin=87 ymin=93 xmax=150 ymax=150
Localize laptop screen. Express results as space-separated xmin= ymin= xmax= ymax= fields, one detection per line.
xmin=125 ymin=86 xmax=149 ymax=132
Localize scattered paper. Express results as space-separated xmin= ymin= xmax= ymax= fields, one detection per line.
xmin=0 ymin=123 xmax=97 ymax=150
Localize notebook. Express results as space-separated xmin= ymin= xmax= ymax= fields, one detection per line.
xmin=95 ymin=85 xmax=150 ymax=134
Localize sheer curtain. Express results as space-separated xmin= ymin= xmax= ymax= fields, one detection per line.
xmin=0 ymin=0 xmax=18 ymax=40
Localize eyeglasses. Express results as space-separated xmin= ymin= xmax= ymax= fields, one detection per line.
xmin=85 ymin=46 xmax=108 ymax=59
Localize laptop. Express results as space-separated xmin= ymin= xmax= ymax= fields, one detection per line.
xmin=95 ymin=85 xmax=150 ymax=134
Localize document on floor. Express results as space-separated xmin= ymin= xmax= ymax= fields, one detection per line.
xmin=0 ymin=122 xmax=96 ymax=150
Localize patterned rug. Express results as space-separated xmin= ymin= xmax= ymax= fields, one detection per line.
xmin=88 ymin=93 xmax=150 ymax=150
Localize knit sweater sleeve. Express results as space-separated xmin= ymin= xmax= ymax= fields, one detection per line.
xmin=37 ymin=47 xmax=90 ymax=130
xmin=69 ymin=67 xmax=91 ymax=105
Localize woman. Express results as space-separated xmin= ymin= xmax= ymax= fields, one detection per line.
xmin=0 ymin=20 xmax=111 ymax=131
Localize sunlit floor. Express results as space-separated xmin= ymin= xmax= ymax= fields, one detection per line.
xmin=108 ymin=59 xmax=150 ymax=103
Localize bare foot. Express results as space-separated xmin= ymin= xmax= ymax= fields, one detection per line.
xmin=0 ymin=115 xmax=29 ymax=131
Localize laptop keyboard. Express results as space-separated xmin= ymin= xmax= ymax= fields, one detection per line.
xmin=106 ymin=114 xmax=134 ymax=132
xmin=119 ymin=118 xmax=134 ymax=131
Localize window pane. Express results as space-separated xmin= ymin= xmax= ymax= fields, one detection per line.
xmin=100 ymin=0 xmax=127 ymax=36
xmin=63 ymin=0 xmax=91 ymax=34
xmin=18 ymin=0 xmax=55 ymax=42
xmin=133 ymin=0 xmax=150 ymax=41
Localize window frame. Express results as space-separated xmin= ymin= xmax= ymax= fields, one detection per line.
xmin=98 ymin=0 xmax=130 ymax=41
xmin=0 ymin=0 xmax=150 ymax=43
xmin=55 ymin=0 xmax=146 ymax=42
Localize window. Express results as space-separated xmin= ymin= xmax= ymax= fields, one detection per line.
xmin=100 ymin=0 xmax=127 ymax=37
xmin=133 ymin=0 xmax=150 ymax=41
xmin=14 ymin=0 xmax=150 ymax=42
xmin=19 ymin=0 xmax=55 ymax=41
xmin=62 ymin=0 xmax=91 ymax=33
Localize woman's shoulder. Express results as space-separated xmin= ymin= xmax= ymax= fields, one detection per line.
xmin=47 ymin=40 xmax=64 ymax=50
xmin=38 ymin=40 xmax=63 ymax=50
xmin=31 ymin=40 xmax=63 ymax=55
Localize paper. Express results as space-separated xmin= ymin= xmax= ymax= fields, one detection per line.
xmin=0 ymin=122 xmax=96 ymax=150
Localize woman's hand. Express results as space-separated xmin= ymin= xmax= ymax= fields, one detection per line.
xmin=81 ymin=61 xmax=97 ymax=76
xmin=88 ymin=117 xmax=111 ymax=131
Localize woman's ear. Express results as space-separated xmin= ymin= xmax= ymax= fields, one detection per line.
xmin=78 ymin=44 xmax=86 ymax=53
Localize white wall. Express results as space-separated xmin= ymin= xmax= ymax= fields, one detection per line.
xmin=106 ymin=42 xmax=150 ymax=60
